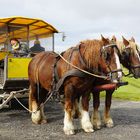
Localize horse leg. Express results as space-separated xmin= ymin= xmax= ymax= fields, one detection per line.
xmin=73 ymin=97 xmax=81 ymax=119
xmin=80 ymin=94 xmax=94 ymax=133
xmin=29 ymin=84 xmax=42 ymax=124
xmin=103 ymin=90 xmax=114 ymax=128
xmin=91 ymin=92 xmax=101 ymax=129
xmin=63 ymin=84 xmax=75 ymax=135
xmin=39 ymin=87 xmax=48 ymax=124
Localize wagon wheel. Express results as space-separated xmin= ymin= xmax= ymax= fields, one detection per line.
xmin=0 ymin=91 xmax=12 ymax=109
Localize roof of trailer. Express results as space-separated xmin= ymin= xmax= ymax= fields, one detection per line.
xmin=0 ymin=16 xmax=58 ymax=45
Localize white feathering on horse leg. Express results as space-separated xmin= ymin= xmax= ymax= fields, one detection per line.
xmin=80 ymin=109 xmax=94 ymax=133
xmin=63 ymin=109 xmax=75 ymax=135
xmin=103 ymin=112 xmax=114 ymax=128
xmin=91 ymin=110 xmax=101 ymax=129
xmin=104 ymin=116 xmax=114 ymax=128
xmin=31 ymin=101 xmax=41 ymax=124
xmin=31 ymin=110 xmax=41 ymax=124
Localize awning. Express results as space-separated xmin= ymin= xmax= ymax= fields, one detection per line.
xmin=0 ymin=16 xmax=58 ymax=45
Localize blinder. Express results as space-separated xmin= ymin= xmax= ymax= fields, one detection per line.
xmin=101 ymin=44 xmax=121 ymax=59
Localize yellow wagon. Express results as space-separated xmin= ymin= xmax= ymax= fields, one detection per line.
xmin=0 ymin=17 xmax=58 ymax=109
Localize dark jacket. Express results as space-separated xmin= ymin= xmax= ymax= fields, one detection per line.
xmin=30 ymin=44 xmax=45 ymax=53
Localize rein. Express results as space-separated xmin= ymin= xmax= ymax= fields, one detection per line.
xmin=109 ymin=69 xmax=122 ymax=74
xmin=130 ymin=64 xmax=140 ymax=69
xmin=58 ymin=53 xmax=109 ymax=80
xmin=58 ymin=43 xmax=123 ymax=81
xmin=124 ymin=65 xmax=140 ymax=77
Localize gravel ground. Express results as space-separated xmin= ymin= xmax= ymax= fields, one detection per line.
xmin=0 ymin=99 xmax=140 ymax=140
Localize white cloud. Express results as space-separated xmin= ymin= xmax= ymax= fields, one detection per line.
xmin=0 ymin=0 xmax=140 ymax=52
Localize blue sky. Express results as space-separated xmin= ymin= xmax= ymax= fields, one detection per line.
xmin=0 ymin=0 xmax=140 ymax=52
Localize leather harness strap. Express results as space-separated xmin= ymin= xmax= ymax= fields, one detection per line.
xmin=52 ymin=45 xmax=88 ymax=94
xmin=55 ymin=69 xmax=89 ymax=92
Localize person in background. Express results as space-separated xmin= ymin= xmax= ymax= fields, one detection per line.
xmin=30 ymin=40 xmax=45 ymax=53
xmin=10 ymin=38 xmax=29 ymax=57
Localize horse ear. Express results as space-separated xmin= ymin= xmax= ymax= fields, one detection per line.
xmin=101 ymin=34 xmax=109 ymax=45
xmin=122 ymin=36 xmax=129 ymax=46
xmin=101 ymin=34 xmax=106 ymax=40
xmin=131 ymin=37 xmax=135 ymax=42
xmin=111 ymin=35 xmax=117 ymax=42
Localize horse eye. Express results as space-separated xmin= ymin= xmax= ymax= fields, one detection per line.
xmin=122 ymin=49 xmax=130 ymax=58
xmin=106 ymin=53 xmax=110 ymax=61
xmin=103 ymin=52 xmax=110 ymax=61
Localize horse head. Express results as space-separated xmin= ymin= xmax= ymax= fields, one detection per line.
xmin=78 ymin=36 xmax=122 ymax=83
xmin=100 ymin=35 xmax=122 ymax=83
xmin=121 ymin=36 xmax=140 ymax=78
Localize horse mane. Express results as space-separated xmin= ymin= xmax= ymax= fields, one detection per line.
xmin=79 ymin=39 xmax=103 ymax=72
xmin=129 ymin=41 xmax=138 ymax=53
xmin=116 ymin=41 xmax=124 ymax=53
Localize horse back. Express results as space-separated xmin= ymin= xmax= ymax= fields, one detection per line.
xmin=28 ymin=51 xmax=58 ymax=90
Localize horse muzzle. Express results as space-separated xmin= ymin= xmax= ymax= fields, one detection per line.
xmin=107 ymin=69 xmax=123 ymax=83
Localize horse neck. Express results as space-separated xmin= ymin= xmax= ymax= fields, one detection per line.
xmin=61 ymin=46 xmax=87 ymax=71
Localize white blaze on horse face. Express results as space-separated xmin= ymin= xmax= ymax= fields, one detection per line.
xmin=114 ymin=52 xmax=122 ymax=78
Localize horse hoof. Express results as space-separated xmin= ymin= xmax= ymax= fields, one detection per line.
xmin=31 ymin=111 xmax=41 ymax=124
xmin=82 ymin=120 xmax=94 ymax=133
xmin=64 ymin=130 xmax=75 ymax=135
xmin=32 ymin=121 xmax=40 ymax=124
xmin=106 ymin=122 xmax=114 ymax=128
xmin=105 ymin=119 xmax=114 ymax=128
xmin=94 ymin=125 xmax=101 ymax=130
xmin=84 ymin=128 xmax=94 ymax=133
xmin=92 ymin=120 xmax=101 ymax=130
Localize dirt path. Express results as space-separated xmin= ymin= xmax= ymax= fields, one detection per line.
xmin=0 ymin=99 xmax=140 ymax=140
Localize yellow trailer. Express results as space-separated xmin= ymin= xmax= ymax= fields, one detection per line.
xmin=0 ymin=17 xmax=58 ymax=109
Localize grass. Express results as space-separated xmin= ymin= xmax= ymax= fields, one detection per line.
xmin=100 ymin=68 xmax=140 ymax=101
xmin=113 ymin=77 xmax=140 ymax=101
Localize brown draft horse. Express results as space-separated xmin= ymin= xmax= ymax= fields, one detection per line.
xmin=28 ymin=38 xmax=122 ymax=135
xmin=91 ymin=36 xmax=140 ymax=130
